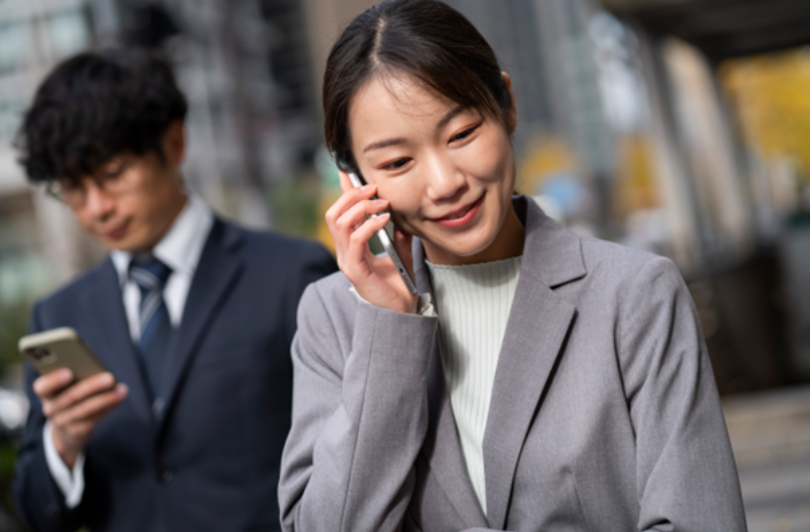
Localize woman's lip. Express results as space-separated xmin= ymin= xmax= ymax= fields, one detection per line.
xmin=432 ymin=194 xmax=484 ymax=229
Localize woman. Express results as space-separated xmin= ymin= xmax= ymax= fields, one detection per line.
xmin=279 ymin=1 xmax=746 ymax=530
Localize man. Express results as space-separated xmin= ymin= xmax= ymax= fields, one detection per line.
xmin=12 ymin=49 xmax=337 ymax=532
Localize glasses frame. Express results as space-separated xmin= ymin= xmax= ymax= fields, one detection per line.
xmin=42 ymin=163 xmax=133 ymax=208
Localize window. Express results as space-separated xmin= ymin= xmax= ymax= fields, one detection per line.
xmin=0 ymin=22 xmax=26 ymax=73
xmin=47 ymin=8 xmax=90 ymax=60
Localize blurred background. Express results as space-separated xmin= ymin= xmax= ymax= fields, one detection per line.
xmin=0 ymin=0 xmax=809 ymax=530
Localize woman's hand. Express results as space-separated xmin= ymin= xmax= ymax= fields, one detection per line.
xmin=325 ymin=171 xmax=418 ymax=314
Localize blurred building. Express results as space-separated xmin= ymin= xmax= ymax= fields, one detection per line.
xmin=596 ymin=0 xmax=810 ymax=392
xmin=0 ymin=0 xmax=98 ymax=297
xmin=117 ymin=0 xmax=322 ymax=226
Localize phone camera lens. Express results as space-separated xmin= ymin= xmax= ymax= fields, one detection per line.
xmin=27 ymin=347 xmax=52 ymax=361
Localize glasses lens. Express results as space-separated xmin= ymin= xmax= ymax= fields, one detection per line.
xmin=47 ymin=180 xmax=87 ymax=206
xmin=99 ymin=172 xmax=128 ymax=194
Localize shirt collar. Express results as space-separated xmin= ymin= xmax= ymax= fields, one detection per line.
xmin=110 ymin=193 xmax=215 ymax=286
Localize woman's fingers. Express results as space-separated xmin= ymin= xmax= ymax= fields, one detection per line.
xmin=335 ymin=198 xmax=388 ymax=234
xmin=325 ymin=180 xmax=376 ymax=228
xmin=329 ymin=196 xmax=388 ymax=262
xmin=345 ymin=213 xmax=391 ymax=271
xmin=338 ymin=170 xmax=353 ymax=194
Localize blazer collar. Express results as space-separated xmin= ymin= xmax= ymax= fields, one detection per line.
xmin=411 ymin=195 xmax=584 ymax=527
xmin=513 ymin=194 xmax=586 ymax=289
xmin=81 ymin=259 xmax=154 ymax=423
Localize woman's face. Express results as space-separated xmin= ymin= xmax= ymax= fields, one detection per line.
xmin=348 ymin=73 xmax=521 ymax=265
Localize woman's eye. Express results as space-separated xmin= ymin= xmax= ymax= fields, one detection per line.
xmin=451 ymin=126 xmax=478 ymax=142
xmin=383 ymin=158 xmax=410 ymax=170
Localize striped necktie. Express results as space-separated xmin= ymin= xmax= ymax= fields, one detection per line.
xmin=129 ymin=256 xmax=173 ymax=402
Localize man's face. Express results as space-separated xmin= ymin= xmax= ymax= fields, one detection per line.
xmin=62 ymin=123 xmax=187 ymax=252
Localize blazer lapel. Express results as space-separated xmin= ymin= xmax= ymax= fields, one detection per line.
xmin=483 ymin=197 xmax=586 ymax=529
xmin=157 ymin=219 xmax=245 ymax=428
xmin=413 ymin=241 xmax=489 ymax=529
xmin=81 ymin=260 xmax=152 ymax=423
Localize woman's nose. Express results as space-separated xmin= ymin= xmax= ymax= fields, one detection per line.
xmin=425 ymin=158 xmax=467 ymax=202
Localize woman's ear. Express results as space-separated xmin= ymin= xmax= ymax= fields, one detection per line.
xmin=502 ymin=72 xmax=517 ymax=135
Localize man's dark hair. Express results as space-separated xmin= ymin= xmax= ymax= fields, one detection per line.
xmin=323 ymin=0 xmax=511 ymax=171
xmin=16 ymin=48 xmax=188 ymax=185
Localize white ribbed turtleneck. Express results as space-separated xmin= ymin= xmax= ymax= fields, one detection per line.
xmin=426 ymin=256 xmax=522 ymax=515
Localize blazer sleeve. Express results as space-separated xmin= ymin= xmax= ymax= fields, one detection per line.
xmin=618 ymin=257 xmax=747 ymax=531
xmin=13 ymin=302 xmax=86 ymax=532
xmin=279 ymin=283 xmax=439 ymax=532
xmin=282 ymin=243 xmax=338 ymax=346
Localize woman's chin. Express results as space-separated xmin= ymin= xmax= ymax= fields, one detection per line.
xmin=422 ymin=233 xmax=497 ymax=264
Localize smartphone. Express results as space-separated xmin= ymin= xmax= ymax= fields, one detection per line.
xmin=19 ymin=327 xmax=111 ymax=382
xmin=344 ymin=169 xmax=418 ymax=295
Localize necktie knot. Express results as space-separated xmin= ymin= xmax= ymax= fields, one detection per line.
xmin=129 ymin=256 xmax=172 ymax=294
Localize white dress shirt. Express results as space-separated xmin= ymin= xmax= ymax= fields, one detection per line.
xmin=43 ymin=193 xmax=214 ymax=508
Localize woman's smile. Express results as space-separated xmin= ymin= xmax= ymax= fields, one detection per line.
xmin=428 ymin=191 xmax=485 ymax=229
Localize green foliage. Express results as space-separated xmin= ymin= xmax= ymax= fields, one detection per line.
xmin=270 ymin=177 xmax=323 ymax=239
xmin=0 ymin=443 xmax=28 ymax=531
xmin=724 ymin=49 xmax=810 ymax=180
xmin=0 ymin=304 xmax=28 ymax=377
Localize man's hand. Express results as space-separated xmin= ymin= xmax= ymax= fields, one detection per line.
xmin=33 ymin=369 xmax=128 ymax=469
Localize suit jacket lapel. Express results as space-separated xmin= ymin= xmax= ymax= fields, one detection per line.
xmin=157 ymin=218 xmax=245 ymax=428
xmin=413 ymin=241 xmax=488 ymax=529
xmin=81 ymin=260 xmax=152 ymax=423
xmin=483 ymin=197 xmax=585 ymax=529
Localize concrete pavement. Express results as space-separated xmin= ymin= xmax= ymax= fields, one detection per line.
xmin=724 ymin=385 xmax=810 ymax=532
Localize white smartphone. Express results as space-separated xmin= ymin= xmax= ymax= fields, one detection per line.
xmin=345 ymin=169 xmax=418 ymax=295
xmin=19 ymin=327 xmax=111 ymax=382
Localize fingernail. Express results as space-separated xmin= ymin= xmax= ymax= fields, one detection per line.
xmin=117 ymin=383 xmax=128 ymax=396
xmin=361 ymin=184 xmax=374 ymax=192
xmin=379 ymin=212 xmax=391 ymax=219
xmin=100 ymin=373 xmax=114 ymax=386
xmin=373 ymin=199 xmax=388 ymax=206
xmin=59 ymin=370 xmax=73 ymax=383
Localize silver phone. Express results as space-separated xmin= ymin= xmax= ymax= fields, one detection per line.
xmin=19 ymin=327 xmax=111 ymax=382
xmin=346 ymin=170 xmax=418 ymax=295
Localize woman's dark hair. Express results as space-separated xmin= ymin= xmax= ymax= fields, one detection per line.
xmin=16 ymin=48 xmax=188 ymax=185
xmin=323 ymin=0 xmax=511 ymax=170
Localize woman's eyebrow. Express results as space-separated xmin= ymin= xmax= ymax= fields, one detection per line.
xmin=363 ymin=138 xmax=407 ymax=154
xmin=436 ymin=106 xmax=465 ymax=129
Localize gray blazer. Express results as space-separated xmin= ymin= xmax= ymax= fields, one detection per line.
xmin=279 ymin=196 xmax=747 ymax=532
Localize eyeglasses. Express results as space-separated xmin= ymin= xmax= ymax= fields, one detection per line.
xmin=45 ymin=163 xmax=135 ymax=208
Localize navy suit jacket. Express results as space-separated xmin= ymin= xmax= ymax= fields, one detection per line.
xmin=13 ymin=218 xmax=337 ymax=532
